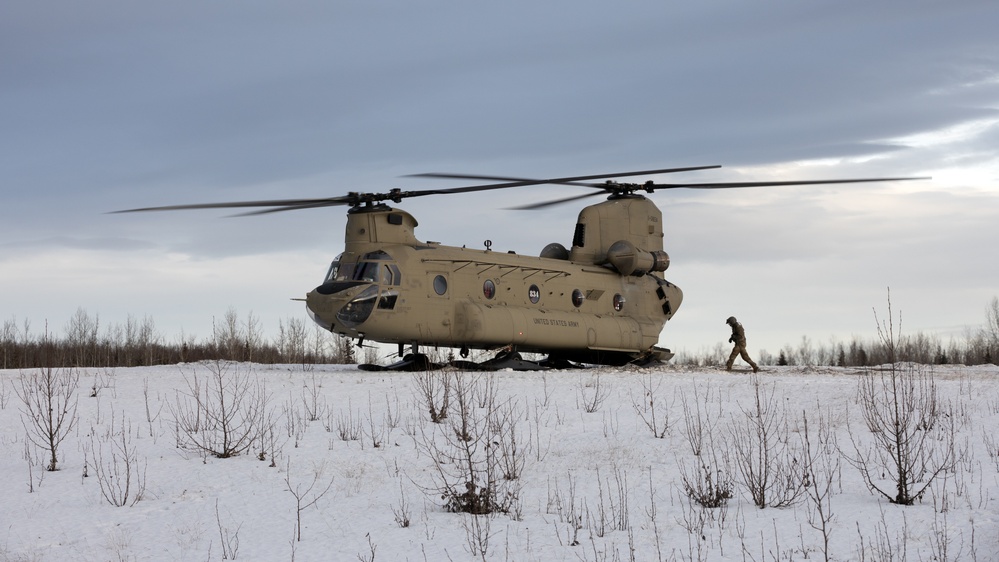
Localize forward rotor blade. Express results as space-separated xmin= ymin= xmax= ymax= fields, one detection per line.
xmin=110 ymin=196 xmax=357 ymax=214
xmin=407 ymin=172 xmax=599 ymax=188
xmin=231 ymin=201 xmax=352 ymax=216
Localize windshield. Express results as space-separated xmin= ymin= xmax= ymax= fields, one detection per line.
xmin=324 ymin=253 xmax=353 ymax=283
xmin=350 ymin=252 xmax=401 ymax=285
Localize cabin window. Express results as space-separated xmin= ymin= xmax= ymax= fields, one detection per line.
xmin=571 ymin=289 xmax=584 ymax=307
xmin=483 ymin=279 xmax=496 ymax=299
xmin=613 ymin=294 xmax=625 ymax=311
xmin=528 ymin=284 xmax=541 ymax=304
xmin=433 ymin=275 xmax=448 ymax=296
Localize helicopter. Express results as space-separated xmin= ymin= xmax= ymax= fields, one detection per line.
xmin=116 ymin=166 xmax=925 ymax=371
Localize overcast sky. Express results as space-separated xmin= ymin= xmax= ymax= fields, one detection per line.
xmin=2 ymin=1 xmax=998 ymax=359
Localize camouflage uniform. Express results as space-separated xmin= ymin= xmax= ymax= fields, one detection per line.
xmin=726 ymin=316 xmax=759 ymax=372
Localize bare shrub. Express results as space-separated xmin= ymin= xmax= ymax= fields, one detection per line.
xmin=730 ymin=376 xmax=806 ymax=509
xmin=16 ymin=366 xmax=80 ymax=471
xmin=491 ymin=397 xmax=529 ymax=481
xmin=680 ymin=382 xmax=719 ymax=457
xmin=577 ymin=373 xmax=610 ymax=413
xmin=301 ymin=373 xmax=327 ymax=422
xmin=142 ymin=378 xmax=163 ymax=438
xmin=848 ymin=362 xmax=955 ymax=505
xmin=631 ymin=372 xmax=671 ymax=438
xmin=335 ymin=405 xmax=363 ymax=442
xmin=545 ymin=472 xmax=584 ymax=545
xmin=90 ymin=413 xmax=147 ymax=507
xmin=846 ymin=294 xmax=956 ymax=506
xmin=678 ymin=451 xmax=734 ymax=509
xmin=284 ymin=459 xmax=335 ymax=542
xmin=391 ymin=480 xmax=411 ymax=528
xmin=418 ymin=373 xmax=518 ymax=515
xmin=800 ymin=410 xmax=840 ymax=562
xmin=413 ymin=370 xmax=450 ymax=424
xmin=357 ymin=534 xmax=377 ymax=562
xmin=214 ymin=499 xmax=241 ymax=560
xmin=675 ymin=404 xmax=734 ymax=536
xmin=462 ymin=513 xmax=493 ymax=560
xmin=171 ymin=360 xmax=271 ymax=459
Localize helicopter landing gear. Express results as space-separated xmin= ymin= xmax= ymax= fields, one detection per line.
xmin=628 ymin=347 xmax=674 ymax=367
xmin=359 ymin=343 xmax=446 ymax=371
xmin=449 ymin=347 xmax=581 ymax=371
xmin=358 ymin=352 xmax=444 ymax=371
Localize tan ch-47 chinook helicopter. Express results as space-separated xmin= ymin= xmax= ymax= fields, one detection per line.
xmin=117 ymin=166 xmax=924 ymax=371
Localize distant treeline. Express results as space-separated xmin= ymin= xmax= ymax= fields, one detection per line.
xmin=4 ymin=299 xmax=999 ymax=370
xmin=675 ymin=297 xmax=999 ymax=368
xmin=673 ymin=331 xmax=998 ymax=368
xmin=1 ymin=308 xmax=360 ymax=370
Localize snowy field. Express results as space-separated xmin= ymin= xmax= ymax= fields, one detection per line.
xmin=2 ymin=362 xmax=998 ymax=561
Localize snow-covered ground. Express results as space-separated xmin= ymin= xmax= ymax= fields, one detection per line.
xmin=2 ymin=362 xmax=997 ymax=561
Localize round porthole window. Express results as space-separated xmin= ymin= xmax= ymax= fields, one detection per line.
xmin=433 ymin=275 xmax=447 ymax=295
xmin=483 ymin=279 xmax=496 ymax=299
xmin=613 ymin=294 xmax=625 ymax=311
xmin=571 ymin=289 xmax=584 ymax=307
xmin=528 ymin=284 xmax=541 ymax=304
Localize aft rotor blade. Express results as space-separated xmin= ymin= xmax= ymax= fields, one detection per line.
xmin=506 ymin=191 xmax=607 ymax=210
xmin=648 ymin=176 xmax=931 ymax=190
xmin=406 ymin=165 xmax=722 ymax=193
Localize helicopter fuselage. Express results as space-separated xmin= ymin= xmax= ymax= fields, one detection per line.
xmin=305 ymin=198 xmax=683 ymax=366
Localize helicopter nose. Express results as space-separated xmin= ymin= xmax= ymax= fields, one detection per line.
xmin=306 ymin=281 xmax=378 ymax=331
xmin=306 ymin=303 xmax=333 ymax=331
xmin=305 ymin=282 xmax=365 ymax=330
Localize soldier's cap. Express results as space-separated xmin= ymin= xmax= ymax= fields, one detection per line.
xmin=726 ymin=316 xmax=737 ymax=324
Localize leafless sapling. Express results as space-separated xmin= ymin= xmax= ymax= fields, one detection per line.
xmin=729 ymin=376 xmax=806 ymax=509
xmin=90 ymin=412 xmax=147 ymax=507
xmin=16 ymin=366 xmax=80 ymax=471
xmin=171 ymin=360 xmax=271 ymax=459
xmin=284 ymin=459 xmax=335 ymax=542
xmin=846 ymin=294 xmax=955 ymax=505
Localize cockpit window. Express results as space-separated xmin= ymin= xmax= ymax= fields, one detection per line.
xmin=353 ymin=261 xmax=382 ymax=283
xmin=347 ymin=252 xmax=402 ymax=285
xmin=324 ymin=253 xmax=344 ymax=283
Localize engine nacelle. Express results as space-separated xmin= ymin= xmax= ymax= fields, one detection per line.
xmin=606 ymin=240 xmax=670 ymax=276
xmin=540 ymin=242 xmax=570 ymax=260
